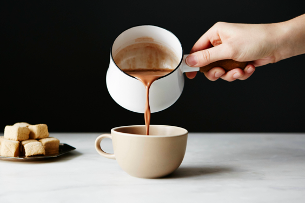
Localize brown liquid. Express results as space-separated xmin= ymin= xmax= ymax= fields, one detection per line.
xmin=124 ymin=70 xmax=173 ymax=135
xmin=114 ymin=41 xmax=179 ymax=135
xmin=114 ymin=42 xmax=178 ymax=71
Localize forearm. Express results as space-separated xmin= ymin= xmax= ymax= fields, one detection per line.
xmin=276 ymin=14 xmax=305 ymax=61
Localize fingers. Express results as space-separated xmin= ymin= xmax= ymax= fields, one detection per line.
xmin=186 ymin=44 xmax=231 ymax=68
xmin=219 ymin=65 xmax=255 ymax=82
xmin=220 ymin=68 xmax=244 ymax=82
xmin=203 ymin=67 xmax=226 ymax=81
xmin=185 ymin=71 xmax=197 ymax=79
xmin=186 ymin=64 xmax=255 ymax=81
xmin=201 ymin=64 xmax=255 ymax=82
xmin=190 ymin=32 xmax=212 ymax=54
xmin=238 ymin=64 xmax=255 ymax=80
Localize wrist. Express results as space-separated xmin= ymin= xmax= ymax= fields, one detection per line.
xmin=274 ymin=15 xmax=305 ymax=61
xmin=272 ymin=21 xmax=292 ymax=62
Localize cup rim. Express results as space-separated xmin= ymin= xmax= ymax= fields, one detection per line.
xmin=110 ymin=25 xmax=184 ymax=81
xmin=111 ymin=125 xmax=188 ymax=137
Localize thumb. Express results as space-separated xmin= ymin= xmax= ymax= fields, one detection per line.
xmin=186 ymin=44 xmax=231 ymax=67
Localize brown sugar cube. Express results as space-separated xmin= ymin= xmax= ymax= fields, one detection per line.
xmin=4 ymin=125 xmax=30 ymax=141
xmin=28 ymin=124 xmax=49 ymax=139
xmin=39 ymin=137 xmax=60 ymax=155
xmin=14 ymin=122 xmax=30 ymax=127
xmin=1 ymin=139 xmax=19 ymax=157
xmin=0 ymin=136 xmax=4 ymax=156
xmin=24 ymin=142 xmax=45 ymax=157
xmin=20 ymin=140 xmax=39 ymax=156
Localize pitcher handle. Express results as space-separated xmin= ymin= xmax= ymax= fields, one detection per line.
xmin=180 ymin=54 xmax=248 ymax=73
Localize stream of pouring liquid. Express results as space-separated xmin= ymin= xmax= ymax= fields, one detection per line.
xmin=124 ymin=70 xmax=173 ymax=135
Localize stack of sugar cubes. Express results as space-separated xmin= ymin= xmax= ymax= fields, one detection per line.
xmin=0 ymin=122 xmax=60 ymax=157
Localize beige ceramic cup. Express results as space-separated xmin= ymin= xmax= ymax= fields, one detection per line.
xmin=95 ymin=125 xmax=188 ymax=178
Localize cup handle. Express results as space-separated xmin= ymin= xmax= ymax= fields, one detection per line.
xmin=95 ymin=134 xmax=116 ymax=160
xmin=180 ymin=54 xmax=248 ymax=73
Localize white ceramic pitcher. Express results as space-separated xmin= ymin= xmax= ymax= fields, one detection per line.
xmin=106 ymin=25 xmax=246 ymax=113
xmin=106 ymin=25 xmax=198 ymax=113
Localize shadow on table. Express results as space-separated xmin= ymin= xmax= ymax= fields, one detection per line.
xmin=0 ymin=151 xmax=82 ymax=164
xmin=162 ymin=166 xmax=234 ymax=179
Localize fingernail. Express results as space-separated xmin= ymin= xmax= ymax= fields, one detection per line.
xmin=233 ymin=72 xmax=241 ymax=79
xmin=215 ymin=72 xmax=223 ymax=78
xmin=186 ymin=55 xmax=198 ymax=66
xmin=246 ymin=67 xmax=254 ymax=73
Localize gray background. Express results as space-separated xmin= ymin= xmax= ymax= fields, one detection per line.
xmin=1 ymin=0 xmax=304 ymax=132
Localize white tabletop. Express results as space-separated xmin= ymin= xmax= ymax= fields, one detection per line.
xmin=0 ymin=133 xmax=305 ymax=203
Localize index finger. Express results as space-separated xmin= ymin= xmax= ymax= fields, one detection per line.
xmin=190 ymin=26 xmax=218 ymax=53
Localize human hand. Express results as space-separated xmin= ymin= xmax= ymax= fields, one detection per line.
xmin=185 ymin=22 xmax=283 ymax=81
